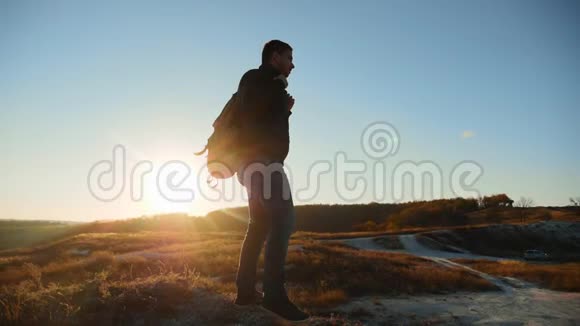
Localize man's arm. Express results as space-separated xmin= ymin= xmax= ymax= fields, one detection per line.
xmin=263 ymin=79 xmax=292 ymax=161
xmin=237 ymin=70 xmax=293 ymax=162
xmin=237 ymin=70 xmax=271 ymax=129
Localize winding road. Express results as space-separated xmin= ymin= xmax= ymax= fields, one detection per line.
xmin=324 ymin=233 xmax=580 ymax=325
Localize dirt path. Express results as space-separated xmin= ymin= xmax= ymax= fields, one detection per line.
xmin=326 ymin=234 xmax=580 ymax=325
xmin=341 ymin=234 xmax=507 ymax=261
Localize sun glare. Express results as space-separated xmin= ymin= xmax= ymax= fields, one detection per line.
xmin=138 ymin=148 xmax=207 ymax=216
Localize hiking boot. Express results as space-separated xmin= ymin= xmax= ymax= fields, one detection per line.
xmin=261 ymin=296 xmax=310 ymax=321
xmin=234 ymin=289 xmax=264 ymax=306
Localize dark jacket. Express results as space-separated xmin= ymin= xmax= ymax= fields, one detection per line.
xmin=236 ymin=63 xmax=292 ymax=165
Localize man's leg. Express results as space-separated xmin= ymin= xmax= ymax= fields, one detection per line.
xmin=239 ymin=163 xmax=308 ymax=320
xmin=262 ymin=168 xmax=296 ymax=300
xmin=235 ymin=170 xmax=271 ymax=295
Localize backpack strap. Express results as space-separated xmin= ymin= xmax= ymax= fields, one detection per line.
xmin=193 ymin=143 xmax=208 ymax=156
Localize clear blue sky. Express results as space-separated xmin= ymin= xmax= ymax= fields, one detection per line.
xmin=1 ymin=0 xmax=579 ymax=221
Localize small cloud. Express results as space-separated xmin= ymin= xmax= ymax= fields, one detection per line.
xmin=462 ymin=130 xmax=475 ymax=139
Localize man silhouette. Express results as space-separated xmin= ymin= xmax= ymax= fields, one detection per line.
xmin=233 ymin=40 xmax=309 ymax=321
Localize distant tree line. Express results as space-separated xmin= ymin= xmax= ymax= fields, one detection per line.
xmin=69 ymin=193 xmax=558 ymax=234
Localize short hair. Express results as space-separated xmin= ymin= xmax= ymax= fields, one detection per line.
xmin=262 ymin=40 xmax=292 ymax=64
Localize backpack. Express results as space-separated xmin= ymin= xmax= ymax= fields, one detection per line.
xmin=194 ymin=92 xmax=246 ymax=181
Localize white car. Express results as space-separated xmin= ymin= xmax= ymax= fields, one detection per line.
xmin=524 ymin=249 xmax=549 ymax=261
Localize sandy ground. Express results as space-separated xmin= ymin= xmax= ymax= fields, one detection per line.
xmin=323 ymin=234 xmax=580 ymax=325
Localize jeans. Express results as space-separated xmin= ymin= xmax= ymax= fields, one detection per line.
xmin=234 ymin=160 xmax=296 ymax=300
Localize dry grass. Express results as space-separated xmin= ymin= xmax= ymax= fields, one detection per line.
xmin=0 ymin=220 xmax=78 ymax=251
xmin=0 ymin=231 xmax=498 ymax=324
xmin=0 ymin=238 xmax=247 ymax=290
xmin=452 ymin=258 xmax=580 ymax=292
xmin=284 ymin=241 xmax=496 ymax=308
xmin=0 ymin=270 xmax=276 ymax=325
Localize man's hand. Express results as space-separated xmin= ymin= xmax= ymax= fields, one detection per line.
xmin=287 ymin=94 xmax=295 ymax=111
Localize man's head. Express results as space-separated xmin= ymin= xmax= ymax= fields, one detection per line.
xmin=262 ymin=40 xmax=294 ymax=78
